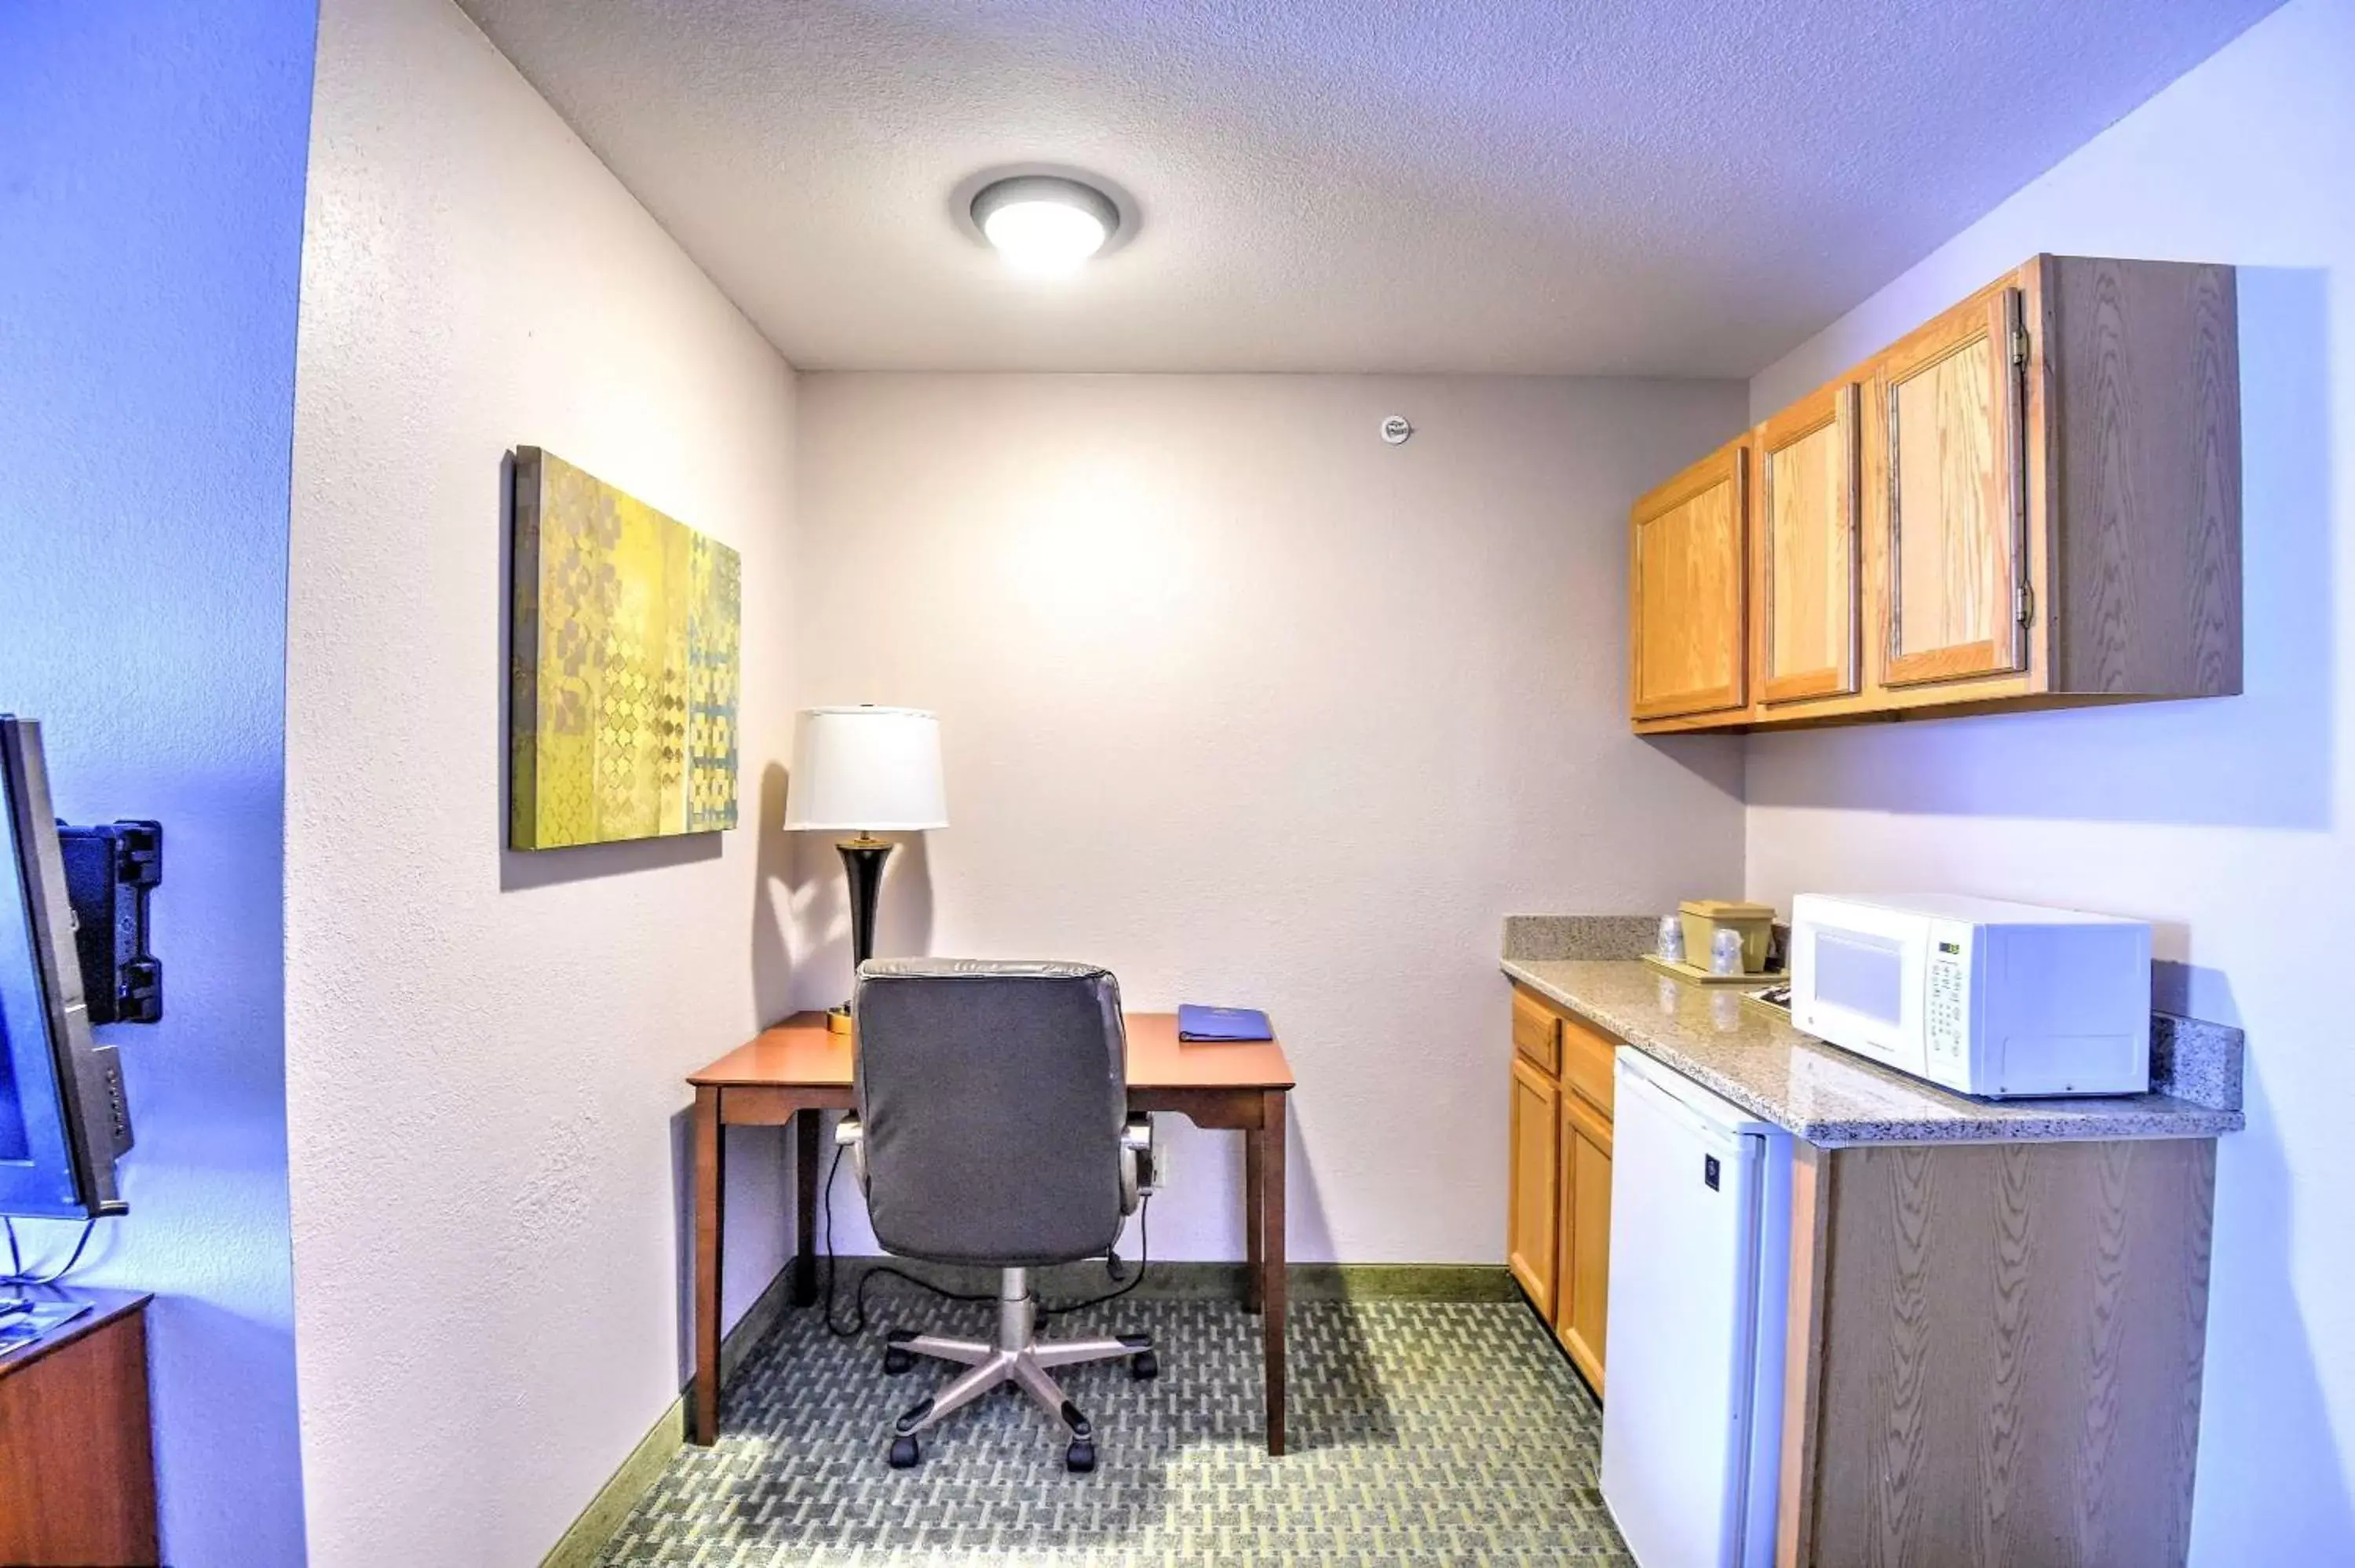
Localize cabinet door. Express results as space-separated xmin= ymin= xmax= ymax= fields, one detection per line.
xmin=1507 ymin=1056 xmax=1561 ymax=1316
xmin=1557 ymin=1090 xmax=1613 ymax=1391
xmin=1630 ymin=441 xmax=1749 ymax=720
xmin=1756 ymin=382 xmax=1862 ymax=704
xmin=1879 ymin=286 xmax=2029 ymax=686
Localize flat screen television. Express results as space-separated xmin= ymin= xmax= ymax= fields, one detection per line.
xmin=0 ymin=717 xmax=131 ymax=1219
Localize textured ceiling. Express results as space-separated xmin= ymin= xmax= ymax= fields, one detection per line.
xmin=455 ymin=0 xmax=2278 ymax=374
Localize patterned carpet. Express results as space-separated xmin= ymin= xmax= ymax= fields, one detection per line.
xmin=598 ymin=1289 xmax=1634 ymax=1566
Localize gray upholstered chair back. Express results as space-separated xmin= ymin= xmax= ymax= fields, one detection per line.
xmin=853 ymin=959 xmax=1127 ymax=1266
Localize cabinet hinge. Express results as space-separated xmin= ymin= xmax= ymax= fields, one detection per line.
xmin=2010 ymin=326 xmax=2031 ymax=366
xmin=2017 ymin=581 xmax=2036 ymax=627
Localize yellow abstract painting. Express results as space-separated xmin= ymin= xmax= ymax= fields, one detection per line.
xmin=509 ymin=448 xmax=740 ymax=848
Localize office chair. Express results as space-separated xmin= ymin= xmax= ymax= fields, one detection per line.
xmin=835 ymin=959 xmax=1161 ymax=1473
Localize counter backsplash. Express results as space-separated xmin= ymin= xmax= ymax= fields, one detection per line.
xmin=1501 ymin=913 xmax=1659 ymax=962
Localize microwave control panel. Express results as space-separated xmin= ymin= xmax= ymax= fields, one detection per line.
xmin=1926 ymin=934 xmax=1970 ymax=1066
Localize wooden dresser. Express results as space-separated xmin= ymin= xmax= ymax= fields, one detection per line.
xmin=0 ymin=1289 xmax=158 ymax=1567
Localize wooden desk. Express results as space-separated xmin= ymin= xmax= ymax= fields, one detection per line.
xmin=688 ymin=1012 xmax=1296 ymax=1453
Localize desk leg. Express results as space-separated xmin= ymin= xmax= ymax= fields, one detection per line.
xmin=1244 ymin=1124 xmax=1265 ymax=1315
xmin=692 ymin=1085 xmax=724 ymax=1446
xmin=1261 ymin=1088 xmax=1287 ymax=1457
xmin=792 ymin=1109 xmax=822 ymax=1307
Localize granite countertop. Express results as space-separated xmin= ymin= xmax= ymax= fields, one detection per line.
xmin=1501 ymin=954 xmax=2246 ymax=1147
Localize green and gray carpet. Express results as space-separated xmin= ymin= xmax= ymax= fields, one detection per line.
xmin=599 ymin=1293 xmax=1634 ymax=1566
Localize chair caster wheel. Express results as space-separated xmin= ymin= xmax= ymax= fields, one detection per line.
xmin=1065 ymin=1439 xmax=1096 ymax=1474
xmin=889 ymin=1435 xmax=921 ymax=1469
xmin=882 ymin=1347 xmax=914 ymax=1376
xmin=1130 ymin=1350 xmax=1159 ymax=1380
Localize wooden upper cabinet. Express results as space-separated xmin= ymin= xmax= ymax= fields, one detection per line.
xmin=1755 ymin=381 xmax=1863 ymax=705
xmin=1629 ymin=439 xmax=1748 ymax=721
xmin=1627 ymin=254 xmax=2241 ymax=733
xmin=1879 ymin=285 xmax=2029 ymax=687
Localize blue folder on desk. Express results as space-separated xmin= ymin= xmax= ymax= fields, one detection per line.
xmin=1177 ymin=1005 xmax=1273 ymax=1042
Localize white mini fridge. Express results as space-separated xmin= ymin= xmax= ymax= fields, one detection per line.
xmin=1600 ymin=1049 xmax=1793 ymax=1568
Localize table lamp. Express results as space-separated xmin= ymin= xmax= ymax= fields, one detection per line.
xmin=785 ymin=706 xmax=948 ymax=1031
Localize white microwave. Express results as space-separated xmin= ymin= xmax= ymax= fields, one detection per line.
xmin=1789 ymin=893 xmax=2152 ymax=1098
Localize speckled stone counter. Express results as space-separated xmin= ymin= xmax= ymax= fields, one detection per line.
xmin=1502 ymin=957 xmax=2245 ymax=1147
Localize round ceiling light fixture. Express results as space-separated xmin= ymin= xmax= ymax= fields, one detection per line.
xmin=969 ymin=174 xmax=1121 ymax=277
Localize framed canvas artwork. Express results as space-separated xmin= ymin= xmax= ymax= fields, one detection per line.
xmin=509 ymin=447 xmax=740 ymax=848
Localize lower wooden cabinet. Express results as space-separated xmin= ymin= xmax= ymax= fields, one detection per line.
xmin=1507 ymin=982 xmax=2219 ymax=1559
xmin=1506 ymin=1053 xmax=1561 ymax=1315
xmin=1557 ymin=1089 xmax=1613 ymax=1390
xmin=1506 ymin=983 xmax=1614 ymax=1391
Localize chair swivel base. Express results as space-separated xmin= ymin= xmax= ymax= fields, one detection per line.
xmin=881 ymin=1267 xmax=1154 ymax=1472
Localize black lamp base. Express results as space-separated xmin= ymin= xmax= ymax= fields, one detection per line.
xmin=832 ymin=834 xmax=894 ymax=1032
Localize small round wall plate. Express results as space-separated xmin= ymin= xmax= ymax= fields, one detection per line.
xmin=1380 ymin=415 xmax=1414 ymax=445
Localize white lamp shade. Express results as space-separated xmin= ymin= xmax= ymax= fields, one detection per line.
xmin=784 ymin=706 xmax=948 ymax=831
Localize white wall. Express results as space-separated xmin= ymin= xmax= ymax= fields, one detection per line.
xmin=284 ymin=0 xmax=802 ymax=1562
xmin=1742 ymin=0 xmax=2355 ymax=1555
xmin=0 ymin=5 xmax=315 ymax=1563
xmin=794 ymin=373 xmax=1748 ymax=1263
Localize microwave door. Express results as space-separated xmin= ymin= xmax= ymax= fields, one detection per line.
xmin=1802 ymin=925 xmax=1919 ymax=1066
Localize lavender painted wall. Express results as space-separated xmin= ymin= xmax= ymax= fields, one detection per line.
xmin=285 ymin=1 xmax=803 ymax=1559
xmin=794 ymin=373 xmax=1751 ymax=1265
xmin=0 ymin=3 xmax=316 ymax=1563
xmin=1743 ymin=0 xmax=2355 ymax=1556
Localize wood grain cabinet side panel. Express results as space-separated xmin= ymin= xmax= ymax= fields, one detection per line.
xmin=1776 ymin=1139 xmax=1834 ymax=1568
xmin=2046 ymin=257 xmax=2243 ymax=698
xmin=1506 ymin=1055 xmax=1561 ymax=1318
xmin=1802 ymin=1138 xmax=2215 ymax=1568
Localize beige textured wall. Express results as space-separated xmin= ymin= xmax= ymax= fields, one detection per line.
xmin=284 ymin=0 xmax=800 ymax=1561
xmin=790 ymin=372 xmax=1748 ymax=1263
